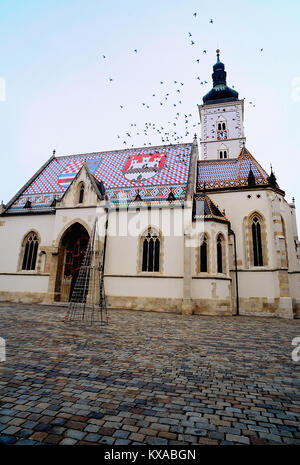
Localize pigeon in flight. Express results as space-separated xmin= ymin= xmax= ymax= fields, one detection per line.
xmin=193 ymin=12 xmax=197 ymax=17
xmin=203 ymin=50 xmax=207 ymax=54
xmin=210 ymin=19 xmax=213 ymax=23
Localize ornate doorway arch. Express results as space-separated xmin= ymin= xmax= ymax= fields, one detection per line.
xmin=54 ymin=223 xmax=90 ymax=302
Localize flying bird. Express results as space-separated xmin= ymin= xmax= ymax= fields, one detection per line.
xmin=109 ymin=78 xmax=113 ymax=81
xmin=203 ymin=50 xmax=207 ymax=54
xmin=260 ymin=48 xmax=263 ymax=52
xmin=193 ymin=12 xmax=197 ymax=17
xmin=191 ymin=40 xmax=195 ymax=45
xmin=188 ymin=32 xmax=192 ymax=37
xmin=134 ymin=49 xmax=138 ymax=53
xmin=210 ymin=19 xmax=213 ymax=23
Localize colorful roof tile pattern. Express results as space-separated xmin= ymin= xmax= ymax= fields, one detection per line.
xmin=8 ymin=143 xmax=193 ymax=211
xmin=197 ymin=146 xmax=271 ymax=191
xmin=194 ymin=193 xmax=228 ymax=221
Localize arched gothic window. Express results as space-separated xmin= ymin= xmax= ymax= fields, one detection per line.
xmin=252 ymin=216 xmax=263 ymax=266
xmin=22 ymin=232 xmax=39 ymax=270
xmin=200 ymin=235 xmax=208 ymax=272
xmin=78 ymin=183 xmax=85 ymax=204
xmin=280 ymin=216 xmax=288 ymax=267
xmin=142 ymin=229 xmax=160 ymax=272
xmin=217 ymin=234 xmax=223 ymax=273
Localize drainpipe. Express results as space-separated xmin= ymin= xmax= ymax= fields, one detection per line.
xmin=102 ymin=203 xmax=109 ymax=272
xmin=229 ymin=227 xmax=239 ymax=316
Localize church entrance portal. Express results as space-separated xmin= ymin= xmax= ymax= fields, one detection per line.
xmin=55 ymin=223 xmax=89 ymax=302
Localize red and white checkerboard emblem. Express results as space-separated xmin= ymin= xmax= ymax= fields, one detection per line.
xmin=123 ymin=152 xmax=166 ymax=182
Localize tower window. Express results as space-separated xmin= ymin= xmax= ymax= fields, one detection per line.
xmin=223 ymin=150 xmax=227 ymax=158
xmin=218 ymin=123 xmax=222 ymax=130
xmin=220 ymin=151 xmax=223 ymax=159
xmin=22 ymin=232 xmax=39 ymax=270
xmin=142 ymin=229 xmax=160 ymax=272
xmin=252 ymin=217 xmax=263 ymax=266
xmin=222 ymin=122 xmax=226 ymax=130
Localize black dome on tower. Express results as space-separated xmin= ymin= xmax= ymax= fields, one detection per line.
xmin=203 ymin=50 xmax=239 ymax=104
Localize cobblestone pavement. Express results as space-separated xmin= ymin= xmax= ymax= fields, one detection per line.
xmin=0 ymin=303 xmax=299 ymax=445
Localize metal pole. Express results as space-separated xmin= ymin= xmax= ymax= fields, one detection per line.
xmin=229 ymin=228 xmax=239 ymax=316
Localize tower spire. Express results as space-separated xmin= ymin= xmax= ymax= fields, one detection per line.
xmin=202 ymin=50 xmax=239 ymax=104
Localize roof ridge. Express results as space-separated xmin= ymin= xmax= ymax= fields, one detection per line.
xmin=55 ymin=141 xmax=194 ymax=160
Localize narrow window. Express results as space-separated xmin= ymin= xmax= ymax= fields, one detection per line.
xmin=252 ymin=217 xmax=263 ymax=266
xmin=222 ymin=122 xmax=226 ymax=130
xmin=22 ymin=233 xmax=39 ymax=270
xmin=78 ymin=184 xmax=85 ymax=204
xmin=217 ymin=235 xmax=223 ymax=273
xmin=200 ymin=235 xmax=208 ymax=272
xmin=280 ymin=217 xmax=288 ymax=267
xmin=220 ymin=151 xmax=223 ymax=159
xmin=142 ymin=230 xmax=160 ymax=272
xmin=223 ymin=150 xmax=227 ymax=158
xmin=218 ymin=123 xmax=222 ymax=130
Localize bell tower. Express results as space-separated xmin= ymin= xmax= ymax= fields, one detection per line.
xmin=198 ymin=50 xmax=246 ymax=160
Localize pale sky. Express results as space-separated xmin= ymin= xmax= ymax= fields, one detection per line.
xmin=0 ymin=0 xmax=299 ymax=228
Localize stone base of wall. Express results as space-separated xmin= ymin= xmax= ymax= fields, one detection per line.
xmin=107 ymin=296 xmax=182 ymax=314
xmin=239 ymin=297 xmax=294 ymax=319
xmin=0 ymin=291 xmax=296 ymax=319
xmin=0 ymin=291 xmax=46 ymax=304
xmin=292 ymin=299 xmax=300 ymax=318
xmin=193 ymin=299 xmax=232 ymax=316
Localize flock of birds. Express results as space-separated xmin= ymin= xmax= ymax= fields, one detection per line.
xmin=99 ymin=12 xmax=262 ymax=149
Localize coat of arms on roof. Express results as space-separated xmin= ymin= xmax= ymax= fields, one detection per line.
xmin=123 ymin=151 xmax=166 ymax=182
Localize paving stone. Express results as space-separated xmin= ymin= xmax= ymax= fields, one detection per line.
xmin=84 ymin=433 xmax=100 ymax=442
xmin=0 ymin=303 xmax=299 ymax=446
xmin=225 ymin=431 xmax=251 ymax=443
xmin=65 ymin=429 xmax=86 ymax=440
xmin=0 ymin=434 xmax=18 ymax=445
xmin=59 ymin=438 xmax=78 ymax=445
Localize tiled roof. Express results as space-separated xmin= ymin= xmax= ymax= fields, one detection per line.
xmin=197 ymin=146 xmax=272 ymax=191
xmin=7 ymin=143 xmax=193 ymax=212
xmin=193 ymin=193 xmax=228 ymax=221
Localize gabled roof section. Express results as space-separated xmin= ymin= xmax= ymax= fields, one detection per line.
xmin=57 ymin=163 xmax=106 ymax=206
xmin=197 ymin=145 xmax=279 ymax=191
xmin=193 ymin=192 xmax=229 ymax=222
xmin=4 ymin=143 xmax=193 ymax=213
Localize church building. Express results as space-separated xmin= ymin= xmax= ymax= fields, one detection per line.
xmin=1 ymin=51 xmax=299 ymax=318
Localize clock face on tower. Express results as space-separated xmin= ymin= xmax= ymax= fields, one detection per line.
xmin=217 ymin=129 xmax=228 ymax=140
